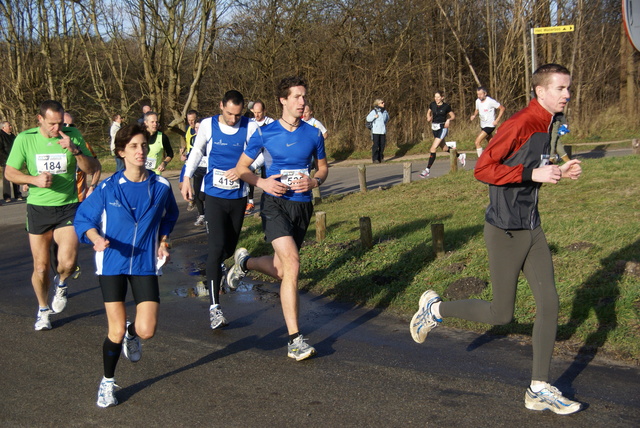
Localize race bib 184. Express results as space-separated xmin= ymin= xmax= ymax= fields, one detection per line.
xmin=36 ymin=153 xmax=68 ymax=174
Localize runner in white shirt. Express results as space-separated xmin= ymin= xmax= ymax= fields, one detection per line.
xmin=470 ymin=86 xmax=505 ymax=158
xmin=245 ymin=100 xmax=274 ymax=214
xmin=302 ymin=103 xmax=327 ymax=139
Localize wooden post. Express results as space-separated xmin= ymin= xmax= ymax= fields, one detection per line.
xmin=360 ymin=216 xmax=373 ymax=249
xmin=449 ymin=149 xmax=458 ymax=173
xmin=315 ymin=211 xmax=326 ymax=242
xmin=564 ymin=145 xmax=572 ymax=159
xmin=358 ymin=164 xmax=367 ymax=192
xmin=431 ymin=223 xmax=445 ymax=258
xmin=633 ymin=138 xmax=640 ymax=155
xmin=403 ymin=162 xmax=412 ymax=184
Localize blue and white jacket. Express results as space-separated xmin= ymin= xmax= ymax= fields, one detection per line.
xmin=74 ymin=170 xmax=179 ymax=276
xmin=366 ymin=107 xmax=389 ymax=135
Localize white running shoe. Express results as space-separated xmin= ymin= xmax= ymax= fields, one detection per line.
xmin=122 ymin=322 xmax=141 ymax=362
xmin=51 ymin=285 xmax=68 ymax=313
xmin=287 ymin=335 xmax=316 ymax=361
xmin=194 ymin=215 xmax=205 ymax=226
xmin=96 ymin=377 xmax=118 ymax=408
xmin=34 ymin=308 xmax=52 ymax=331
xmin=51 ymin=274 xmax=68 ymax=313
xmin=459 ymin=153 xmax=466 ymax=167
xmin=524 ymin=384 xmax=581 ymax=415
xmin=209 ymin=306 xmax=228 ymax=330
xmin=226 ymin=248 xmax=250 ymax=290
xmin=419 ymin=168 xmax=430 ymax=178
xmin=409 ymin=290 xmax=442 ymax=343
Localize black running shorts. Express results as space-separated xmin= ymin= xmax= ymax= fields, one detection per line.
xmin=26 ymin=203 xmax=79 ymax=235
xmin=99 ymin=275 xmax=160 ymax=304
xmin=260 ymin=194 xmax=314 ymax=249
xmin=481 ymin=126 xmax=496 ymax=136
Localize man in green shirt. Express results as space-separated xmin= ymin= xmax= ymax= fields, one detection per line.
xmin=4 ymin=100 xmax=100 ymax=331
xmin=143 ymin=112 xmax=174 ymax=175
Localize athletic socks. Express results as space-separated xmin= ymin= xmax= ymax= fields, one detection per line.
xmin=103 ymin=337 xmax=122 ymax=379
xmin=432 ymin=301 xmax=442 ymax=320
xmin=288 ymin=332 xmax=301 ymax=344
xmin=240 ymin=257 xmax=250 ymax=273
xmin=427 ymin=152 xmax=436 ymax=169
xmin=530 ymin=381 xmax=547 ymax=393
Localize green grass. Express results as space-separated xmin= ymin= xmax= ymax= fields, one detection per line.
xmin=237 ymin=155 xmax=640 ymax=363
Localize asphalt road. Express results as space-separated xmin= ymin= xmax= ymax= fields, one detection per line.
xmin=0 ymin=150 xmax=638 ymax=426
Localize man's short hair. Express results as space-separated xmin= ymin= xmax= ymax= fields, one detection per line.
xmin=0 ymin=121 xmax=9 ymax=129
xmin=222 ymin=90 xmax=244 ymax=107
xmin=39 ymin=100 xmax=64 ymax=118
xmin=532 ymin=64 xmax=570 ymax=97
xmin=186 ymin=109 xmax=198 ymax=118
xmin=112 ymin=113 xmax=121 ymax=121
xmin=477 ymin=86 xmax=488 ymax=93
xmin=252 ymin=100 xmax=265 ymax=110
xmin=276 ymin=76 xmax=307 ymax=101
xmin=64 ymin=112 xmax=74 ymax=127
xmin=144 ymin=111 xmax=158 ymax=121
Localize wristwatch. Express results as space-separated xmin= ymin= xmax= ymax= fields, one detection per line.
xmin=314 ymin=177 xmax=323 ymax=186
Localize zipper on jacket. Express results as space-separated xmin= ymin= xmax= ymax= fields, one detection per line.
xmin=530 ymin=187 xmax=538 ymax=229
xmin=129 ymin=222 xmax=138 ymax=275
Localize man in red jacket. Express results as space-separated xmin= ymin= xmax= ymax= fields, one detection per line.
xmin=410 ymin=64 xmax=583 ymax=415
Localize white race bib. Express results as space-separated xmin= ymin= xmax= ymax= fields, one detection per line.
xmin=280 ymin=168 xmax=308 ymax=187
xmin=213 ymin=168 xmax=240 ymax=190
xmin=36 ymin=153 xmax=68 ymax=174
xmin=431 ymin=123 xmax=442 ymax=131
xmin=145 ymin=157 xmax=157 ymax=170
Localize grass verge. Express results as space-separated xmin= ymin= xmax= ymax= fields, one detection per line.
xmin=237 ymin=155 xmax=640 ymax=364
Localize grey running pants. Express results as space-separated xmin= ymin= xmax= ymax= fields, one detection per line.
xmin=440 ymin=222 xmax=559 ymax=382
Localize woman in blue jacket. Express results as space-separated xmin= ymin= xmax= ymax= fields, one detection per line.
xmin=366 ymin=98 xmax=389 ymax=163
xmin=75 ymin=123 xmax=179 ymax=408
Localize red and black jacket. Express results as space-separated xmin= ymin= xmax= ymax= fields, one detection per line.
xmin=474 ymin=98 xmax=555 ymax=230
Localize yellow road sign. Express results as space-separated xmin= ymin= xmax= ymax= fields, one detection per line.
xmin=534 ymin=25 xmax=575 ymax=34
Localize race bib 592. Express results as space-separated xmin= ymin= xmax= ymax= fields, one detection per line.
xmin=280 ymin=168 xmax=308 ymax=186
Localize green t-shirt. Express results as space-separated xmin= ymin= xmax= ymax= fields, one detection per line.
xmin=6 ymin=126 xmax=92 ymax=206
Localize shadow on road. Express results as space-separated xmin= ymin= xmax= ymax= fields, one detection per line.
xmin=554 ymin=240 xmax=637 ymax=392
xmin=464 ymin=238 xmax=636 ymax=396
xmin=298 ymin=217 xmax=485 ymax=356
xmin=117 ymin=334 xmax=259 ymax=404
